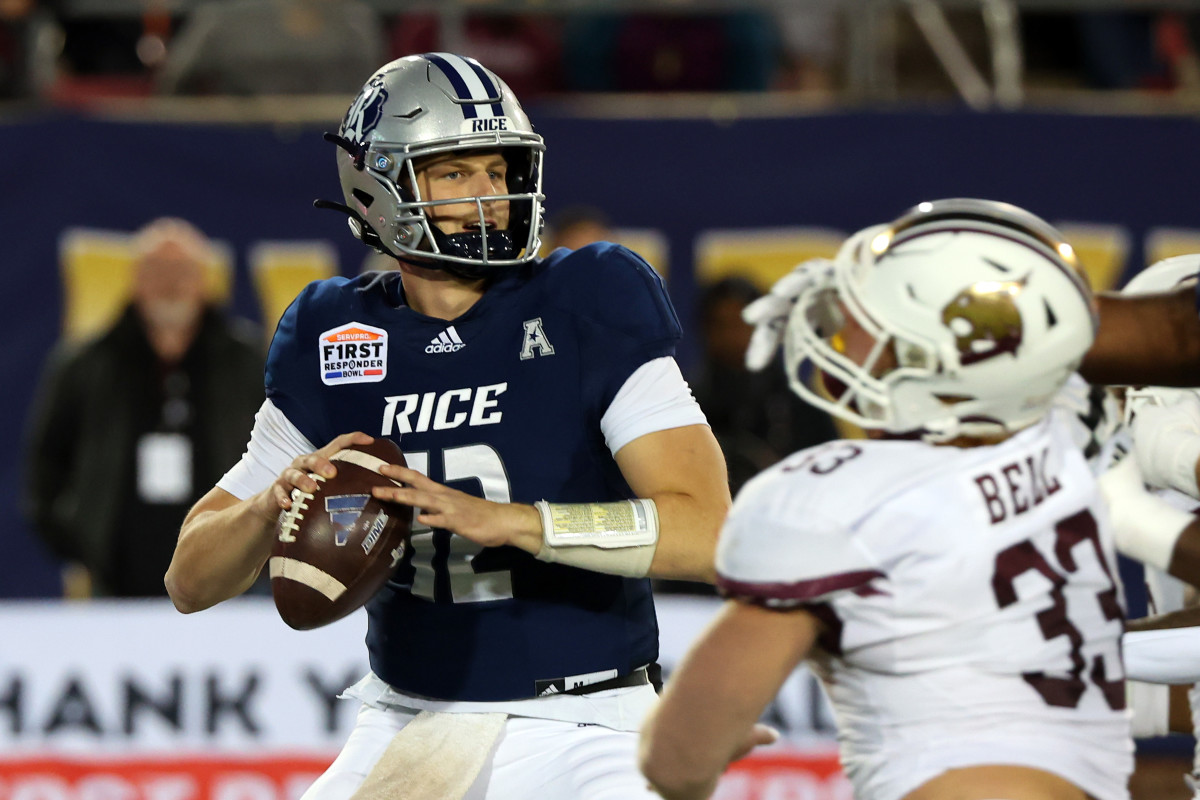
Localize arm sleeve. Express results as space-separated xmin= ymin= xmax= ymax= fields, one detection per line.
xmin=600 ymin=356 xmax=708 ymax=454
xmin=216 ymin=398 xmax=316 ymax=500
xmin=1123 ymin=626 xmax=1200 ymax=684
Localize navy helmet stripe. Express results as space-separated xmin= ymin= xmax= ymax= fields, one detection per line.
xmin=462 ymin=57 xmax=506 ymax=117
xmin=423 ymin=53 xmax=478 ymax=118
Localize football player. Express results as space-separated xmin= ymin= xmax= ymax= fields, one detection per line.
xmin=164 ymin=53 xmax=730 ymax=799
xmin=1112 ymin=255 xmax=1200 ymax=798
xmin=641 ymin=200 xmax=1159 ymax=800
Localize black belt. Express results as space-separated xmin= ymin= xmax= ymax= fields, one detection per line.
xmin=537 ymin=663 xmax=661 ymax=697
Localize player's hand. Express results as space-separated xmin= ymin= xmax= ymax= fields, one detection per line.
xmin=1131 ymin=392 xmax=1200 ymax=498
xmin=373 ymin=465 xmax=543 ymax=552
xmin=256 ymin=432 xmax=376 ymax=522
xmin=742 ymin=258 xmax=834 ymax=371
xmin=728 ymin=723 xmax=780 ymax=763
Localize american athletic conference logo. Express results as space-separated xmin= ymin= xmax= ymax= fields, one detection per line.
xmin=426 ymin=326 xmax=466 ymax=354
xmin=341 ymin=75 xmax=388 ymax=142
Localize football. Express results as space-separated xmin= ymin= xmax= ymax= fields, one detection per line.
xmin=269 ymin=438 xmax=412 ymax=630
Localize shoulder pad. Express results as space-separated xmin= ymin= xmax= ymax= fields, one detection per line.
xmin=715 ymin=439 xmax=945 ymax=606
xmin=544 ymin=243 xmax=681 ymax=346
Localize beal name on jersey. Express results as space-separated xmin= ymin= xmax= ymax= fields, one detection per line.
xmin=972 ymin=446 xmax=1063 ymax=525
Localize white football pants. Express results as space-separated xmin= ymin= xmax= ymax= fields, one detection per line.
xmin=301 ymin=703 xmax=660 ymax=800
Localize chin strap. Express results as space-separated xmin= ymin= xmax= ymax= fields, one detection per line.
xmin=312 ymin=199 xmax=397 ymax=257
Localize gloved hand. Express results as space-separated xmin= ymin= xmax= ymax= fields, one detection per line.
xmin=742 ymin=258 xmax=834 ymax=372
xmin=1131 ymin=391 xmax=1200 ymax=498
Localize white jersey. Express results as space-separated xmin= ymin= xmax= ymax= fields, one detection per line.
xmin=716 ymin=410 xmax=1132 ymax=800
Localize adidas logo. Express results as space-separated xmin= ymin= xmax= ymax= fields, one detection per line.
xmin=425 ymin=326 xmax=466 ymax=354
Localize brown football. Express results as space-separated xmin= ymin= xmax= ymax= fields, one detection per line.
xmin=269 ymin=438 xmax=412 ymax=630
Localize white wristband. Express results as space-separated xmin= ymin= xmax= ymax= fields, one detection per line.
xmin=533 ymin=499 xmax=660 ymax=578
xmin=1099 ymin=456 xmax=1189 ymax=572
xmin=535 ymin=499 xmax=658 ymax=549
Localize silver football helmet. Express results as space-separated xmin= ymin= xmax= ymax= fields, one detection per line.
xmin=1120 ymin=253 xmax=1200 ymax=425
xmin=319 ymin=53 xmax=546 ymax=277
xmin=784 ymin=198 xmax=1098 ymax=442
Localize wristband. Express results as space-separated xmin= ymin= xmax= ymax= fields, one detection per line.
xmin=533 ymin=499 xmax=659 ymax=578
xmin=535 ymin=499 xmax=658 ymax=549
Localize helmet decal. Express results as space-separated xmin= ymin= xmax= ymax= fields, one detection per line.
xmin=423 ymin=53 xmax=506 ymax=118
xmin=342 ymin=76 xmax=388 ymax=143
xmin=941 ymin=280 xmax=1025 ymax=365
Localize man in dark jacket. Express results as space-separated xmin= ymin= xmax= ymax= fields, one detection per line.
xmin=24 ymin=217 xmax=264 ymax=597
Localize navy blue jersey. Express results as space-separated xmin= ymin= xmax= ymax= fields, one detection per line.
xmin=265 ymin=243 xmax=681 ymax=701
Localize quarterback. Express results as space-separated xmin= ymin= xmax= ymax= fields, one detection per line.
xmin=165 ymin=53 xmax=730 ymax=799
xmin=641 ymin=200 xmax=1139 ymax=800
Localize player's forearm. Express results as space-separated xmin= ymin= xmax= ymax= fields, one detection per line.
xmin=165 ymin=490 xmax=276 ymax=613
xmin=646 ymin=490 xmax=726 ymax=583
xmin=1082 ymin=290 xmax=1200 ymax=386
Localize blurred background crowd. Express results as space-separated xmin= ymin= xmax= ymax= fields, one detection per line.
xmin=4 ymin=0 xmax=1200 ymax=105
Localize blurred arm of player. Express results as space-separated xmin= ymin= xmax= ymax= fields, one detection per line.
xmin=1125 ymin=607 xmax=1200 ymax=739
xmin=1100 ymin=455 xmax=1200 ymax=590
xmin=164 ymin=430 xmax=374 ymax=612
xmin=1082 ymin=288 xmax=1200 ymax=387
xmin=374 ymin=422 xmax=731 ymax=583
xmin=638 ymin=600 xmax=810 ymax=800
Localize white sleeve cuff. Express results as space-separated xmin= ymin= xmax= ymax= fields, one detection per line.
xmin=1123 ymin=626 xmax=1200 ymax=684
xmin=215 ymin=398 xmax=316 ymax=500
xmin=600 ymin=356 xmax=708 ymax=455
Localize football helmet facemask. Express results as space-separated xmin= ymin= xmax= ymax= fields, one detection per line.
xmin=318 ymin=53 xmax=546 ymax=279
xmin=784 ymin=198 xmax=1098 ymax=442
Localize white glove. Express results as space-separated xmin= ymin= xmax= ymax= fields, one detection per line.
xmin=1131 ymin=392 xmax=1200 ymax=498
xmin=742 ymin=258 xmax=834 ymax=371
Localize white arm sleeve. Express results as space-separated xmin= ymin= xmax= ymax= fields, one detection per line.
xmin=600 ymin=356 xmax=708 ymax=455
xmin=215 ymin=398 xmax=317 ymax=500
xmin=1123 ymin=626 xmax=1200 ymax=684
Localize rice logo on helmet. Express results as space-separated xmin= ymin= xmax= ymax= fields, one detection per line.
xmin=341 ymin=75 xmax=388 ymax=143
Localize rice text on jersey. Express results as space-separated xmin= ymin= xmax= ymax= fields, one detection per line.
xmin=381 ymin=383 xmax=507 ymax=435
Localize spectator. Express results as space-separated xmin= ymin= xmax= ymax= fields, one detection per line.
xmin=689 ymin=275 xmax=838 ymax=495
xmin=388 ymin=12 xmax=563 ymax=99
xmin=23 ymin=218 xmax=264 ymax=598
xmin=563 ymin=11 xmax=778 ymax=93
xmin=156 ymin=0 xmax=383 ymax=95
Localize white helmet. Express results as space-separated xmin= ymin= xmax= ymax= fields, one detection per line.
xmin=784 ymin=198 xmax=1098 ymax=442
xmin=317 ymin=53 xmax=546 ymax=278
xmin=1120 ymin=253 xmax=1200 ymax=425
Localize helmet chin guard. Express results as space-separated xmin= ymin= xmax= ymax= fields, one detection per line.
xmin=317 ymin=53 xmax=546 ymax=278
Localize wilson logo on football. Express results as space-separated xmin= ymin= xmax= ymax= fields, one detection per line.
xmin=426 ymin=325 xmax=466 ymax=354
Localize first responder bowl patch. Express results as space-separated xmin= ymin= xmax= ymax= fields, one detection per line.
xmin=319 ymin=322 xmax=388 ymax=386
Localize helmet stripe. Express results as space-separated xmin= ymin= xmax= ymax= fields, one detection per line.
xmin=424 ymin=53 xmax=505 ymax=119
xmin=461 ymin=57 xmax=507 ymax=117
xmin=423 ymin=53 xmax=478 ymax=118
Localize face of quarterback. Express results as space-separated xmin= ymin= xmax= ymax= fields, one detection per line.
xmin=411 ymin=149 xmax=511 ymax=236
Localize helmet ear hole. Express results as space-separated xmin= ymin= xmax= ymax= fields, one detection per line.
xmin=352 ymin=189 xmax=375 ymax=208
